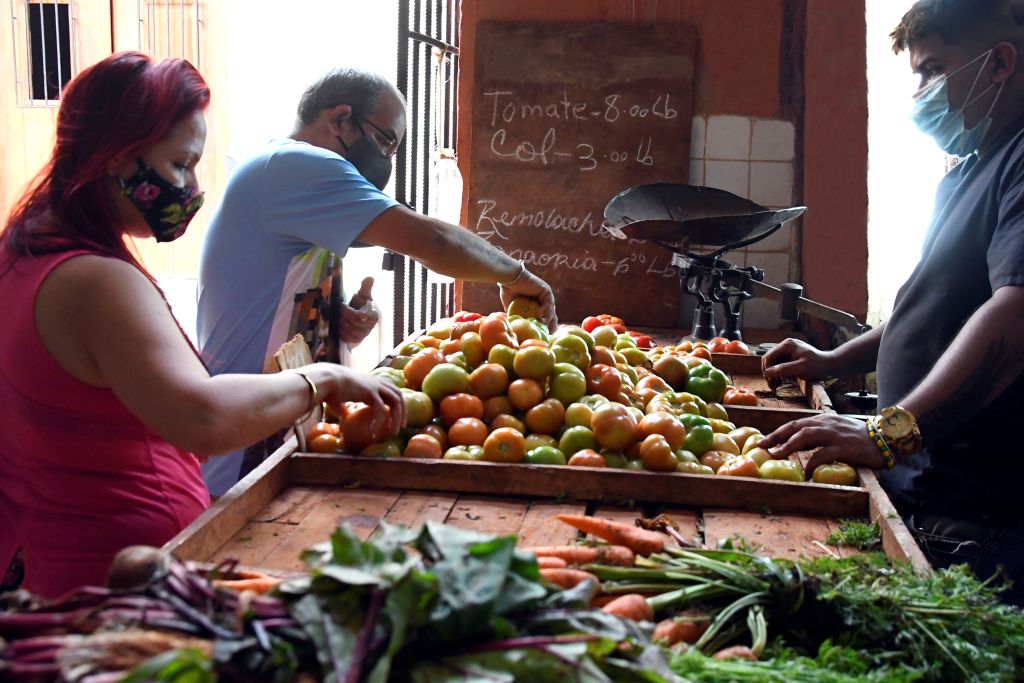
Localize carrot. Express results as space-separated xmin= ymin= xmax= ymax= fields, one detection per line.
xmin=589 ymin=594 xmax=622 ymax=609
xmin=713 ymin=645 xmax=758 ymax=661
xmin=212 ymin=577 xmax=282 ymax=595
xmin=652 ymin=608 xmax=710 ymax=645
xmin=536 ymin=556 xmax=568 ymax=569
xmin=554 ymin=514 xmax=665 ymax=556
xmin=522 ymin=544 xmax=635 ymax=567
xmin=539 ymin=568 xmax=601 ymax=590
xmin=600 ymin=594 xmax=654 ymax=622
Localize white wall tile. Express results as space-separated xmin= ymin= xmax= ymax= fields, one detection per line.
xmin=749 ymin=162 xmax=794 ymax=207
xmin=705 ymin=115 xmax=751 ymax=160
xmin=705 ymin=160 xmax=749 ymax=198
xmin=751 ymin=119 xmax=795 ymax=161
xmin=747 ymin=224 xmax=795 ymax=253
xmin=746 ymin=251 xmax=795 ymax=286
xmin=688 ymin=158 xmax=705 ymax=185
xmin=690 ymin=116 xmax=706 ymax=159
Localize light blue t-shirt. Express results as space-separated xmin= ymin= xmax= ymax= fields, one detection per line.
xmin=197 ymin=139 xmax=397 ymax=495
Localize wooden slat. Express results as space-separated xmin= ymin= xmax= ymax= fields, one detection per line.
xmin=858 ymin=469 xmax=932 ymax=573
xmin=255 ymin=488 xmax=402 ymax=571
xmin=164 ymin=437 xmax=296 ymax=561
xmin=208 ymin=519 xmax=293 ymax=568
xmin=289 ymin=455 xmax=868 ymax=517
xmin=517 ymin=501 xmax=589 ymax=546
xmin=703 ymin=510 xmax=841 ymax=561
xmin=443 ymin=496 xmax=530 ymax=536
xmin=711 ymin=352 xmax=763 ymax=375
xmin=375 ymin=492 xmax=459 ymax=536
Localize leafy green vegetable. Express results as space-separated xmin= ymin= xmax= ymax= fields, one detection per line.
xmin=825 ymin=519 xmax=881 ymax=551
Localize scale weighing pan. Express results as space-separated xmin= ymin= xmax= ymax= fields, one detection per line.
xmin=604 ymin=183 xmax=806 ymax=250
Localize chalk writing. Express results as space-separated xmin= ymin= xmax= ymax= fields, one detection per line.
xmin=475 ymin=199 xmax=646 ymax=245
xmin=483 ymin=90 xmax=677 ymax=126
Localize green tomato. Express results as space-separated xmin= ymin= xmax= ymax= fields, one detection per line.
xmin=705 ymin=402 xmax=730 ymax=421
xmin=677 ymin=413 xmax=712 ymax=430
xmin=525 ymin=446 xmax=567 ymax=465
xmin=578 ymin=394 xmax=610 ymax=410
xmin=445 ymin=351 xmax=470 ymax=372
xmin=759 ymin=459 xmax=805 ymax=482
xmin=443 ymin=445 xmax=485 ymax=461
xmin=674 ymin=449 xmax=699 ymax=465
xmin=488 ymin=344 xmax=517 ymax=374
xmin=676 ymin=461 xmax=715 ymax=475
xmin=554 ymin=325 xmax=596 ymax=350
xmin=396 ymin=341 xmax=424 ymax=356
xmin=564 ymin=402 xmax=593 ymax=429
xmin=524 ymin=433 xmax=558 ymax=452
xmin=812 ymin=462 xmax=859 ymax=486
xmin=371 ymin=366 xmax=407 ymax=389
xmin=551 ymin=334 xmax=592 ymax=370
xmin=549 ymin=363 xmax=587 ymax=406
xmin=625 ymin=458 xmax=647 ymax=472
xmin=361 ymin=440 xmax=402 ymax=458
xmin=559 ymin=426 xmax=599 ymax=457
xmin=389 ymin=355 xmax=412 ymax=370
xmin=683 ymin=424 xmax=715 ymax=455
xmin=685 ymin=364 xmax=729 ymax=403
xmin=600 ymin=449 xmax=628 ymax=469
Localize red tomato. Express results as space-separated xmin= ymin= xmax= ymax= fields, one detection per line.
xmin=723 ymin=340 xmax=750 ymax=355
xmin=634 ymin=335 xmax=654 ymax=349
xmin=707 ymin=337 xmax=730 ymax=353
xmin=723 ymin=387 xmax=758 ymax=407
xmin=453 ymin=311 xmax=482 ymax=323
xmin=581 ymin=316 xmax=602 ymax=333
xmin=342 ymin=403 xmax=390 ymax=451
xmin=585 ymin=364 xmax=624 ymax=399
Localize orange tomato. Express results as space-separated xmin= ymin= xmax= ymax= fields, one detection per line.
xmin=591 ymin=402 xmax=639 ymax=451
xmin=513 ymin=346 xmax=556 ymax=381
xmin=439 ymin=393 xmax=484 ymax=427
xmin=690 ymin=347 xmax=712 ymax=361
xmin=415 ymin=335 xmax=441 ymax=349
xmin=309 ymin=433 xmax=342 ymax=453
xmin=585 ymin=364 xmax=623 ymax=399
xmin=448 ymin=417 xmax=488 ymax=446
xmin=483 ymin=395 xmax=515 ymax=422
xmin=508 ymin=378 xmax=545 ymax=411
xmin=717 ymin=454 xmax=761 ymax=478
xmin=440 ymin=339 xmax=461 ymax=356
xmin=567 ymin=449 xmax=607 ymax=467
xmin=490 ymin=413 xmax=526 ymax=434
xmin=723 ymin=340 xmax=750 ymax=355
xmin=308 ymin=421 xmax=341 ymax=441
xmin=638 ymin=411 xmax=687 ymax=451
xmin=341 ymin=403 xmax=390 ymax=452
xmin=403 ymin=348 xmax=446 ymax=390
xmin=699 ymin=450 xmax=732 ymax=473
xmin=591 ymin=346 xmax=617 ymax=367
xmin=638 ymin=434 xmax=679 ymax=472
xmin=520 ymin=338 xmax=550 ymax=349
xmin=525 ymin=398 xmax=566 ymax=435
xmin=723 ymin=387 xmax=758 ymax=407
xmin=707 ymin=337 xmax=730 ymax=353
xmin=480 ymin=314 xmax=518 ymax=351
xmin=507 ymin=295 xmax=541 ymax=319
xmin=482 ymin=427 xmax=526 ymax=463
xmin=404 ymin=434 xmax=443 ymax=458
xmin=460 ymin=332 xmax=486 ymax=367
xmin=417 ymin=424 xmax=448 ymax=451
xmin=469 ymin=363 xmax=510 ymax=399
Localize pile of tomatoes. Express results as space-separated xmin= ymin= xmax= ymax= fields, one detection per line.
xmin=304 ymin=302 xmax=858 ymax=486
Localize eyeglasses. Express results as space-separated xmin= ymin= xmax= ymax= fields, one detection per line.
xmin=354 ymin=112 xmax=400 ymax=158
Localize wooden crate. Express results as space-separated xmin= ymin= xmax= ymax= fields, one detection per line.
xmin=169 ymin=328 xmax=926 ymax=575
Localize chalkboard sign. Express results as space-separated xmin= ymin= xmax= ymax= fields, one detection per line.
xmin=462 ymin=21 xmax=696 ymax=327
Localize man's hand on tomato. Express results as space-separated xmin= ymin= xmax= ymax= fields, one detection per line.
xmin=499 ymin=269 xmax=558 ymax=331
xmin=761 ymin=338 xmax=834 ymax=388
xmin=759 ymin=413 xmax=885 ymax=478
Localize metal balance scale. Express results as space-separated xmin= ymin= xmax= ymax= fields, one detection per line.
xmin=603 ymin=183 xmax=869 ymax=341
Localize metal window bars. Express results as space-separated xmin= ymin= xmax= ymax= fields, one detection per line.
xmin=388 ymin=0 xmax=460 ymax=348
xmin=12 ymin=0 xmax=74 ymax=105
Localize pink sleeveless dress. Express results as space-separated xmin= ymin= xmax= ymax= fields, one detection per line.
xmin=0 ymin=248 xmax=210 ymax=598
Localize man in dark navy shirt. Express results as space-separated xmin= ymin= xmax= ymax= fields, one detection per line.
xmin=761 ymin=0 xmax=1024 ymax=604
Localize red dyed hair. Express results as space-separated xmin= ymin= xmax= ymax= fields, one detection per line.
xmin=1 ymin=51 xmax=210 ymax=275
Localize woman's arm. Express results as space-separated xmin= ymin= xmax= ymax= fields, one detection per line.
xmin=36 ymin=255 xmax=403 ymax=455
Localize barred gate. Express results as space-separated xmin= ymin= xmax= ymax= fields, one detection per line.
xmin=387 ymin=0 xmax=460 ymax=348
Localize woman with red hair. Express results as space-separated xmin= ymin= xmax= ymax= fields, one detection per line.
xmin=0 ymin=52 xmax=403 ymax=598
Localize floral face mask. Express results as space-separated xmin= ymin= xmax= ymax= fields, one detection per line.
xmin=119 ymin=158 xmax=205 ymax=242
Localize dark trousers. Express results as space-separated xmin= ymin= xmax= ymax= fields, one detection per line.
xmin=906 ymin=512 xmax=1024 ymax=607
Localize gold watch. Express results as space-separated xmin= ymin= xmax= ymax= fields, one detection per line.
xmin=875 ymin=405 xmax=923 ymax=457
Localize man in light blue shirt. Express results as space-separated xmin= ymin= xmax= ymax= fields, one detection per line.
xmin=198 ymin=69 xmax=558 ymax=495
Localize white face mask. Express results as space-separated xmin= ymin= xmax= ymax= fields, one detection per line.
xmin=911 ymin=49 xmax=1005 ymax=157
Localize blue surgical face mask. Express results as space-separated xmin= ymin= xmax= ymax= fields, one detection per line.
xmin=911 ymin=49 xmax=1004 ymax=157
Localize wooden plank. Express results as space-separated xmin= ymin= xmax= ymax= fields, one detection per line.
xmin=254 ymin=485 xmax=327 ymax=524
xmin=800 ymin=378 xmax=834 ymax=412
xmin=859 ymin=469 xmax=932 ymax=573
xmin=375 ymin=492 xmax=459 ymax=536
xmin=517 ymin=501 xmax=589 ymax=547
xmin=208 ymin=519 xmax=293 ymax=568
xmin=164 ymin=437 xmax=296 ymax=561
xmin=703 ymin=510 xmax=840 ymax=561
xmin=255 ymin=489 xmax=402 ymax=572
xmin=726 ymin=405 xmax=821 ymax=432
xmin=289 ymin=454 xmax=868 ymax=518
xmin=443 ymin=496 xmax=530 ymax=536
xmin=711 ymin=352 xmax=763 ymax=375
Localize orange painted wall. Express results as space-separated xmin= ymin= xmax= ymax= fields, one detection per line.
xmin=457 ymin=0 xmax=869 ymax=324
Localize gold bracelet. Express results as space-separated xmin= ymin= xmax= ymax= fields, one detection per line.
xmin=291 ymin=370 xmax=319 ymax=421
xmin=500 ymin=260 xmax=526 ymax=286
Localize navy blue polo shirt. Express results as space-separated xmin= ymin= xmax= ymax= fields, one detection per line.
xmin=877 ymin=116 xmax=1024 ymax=522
